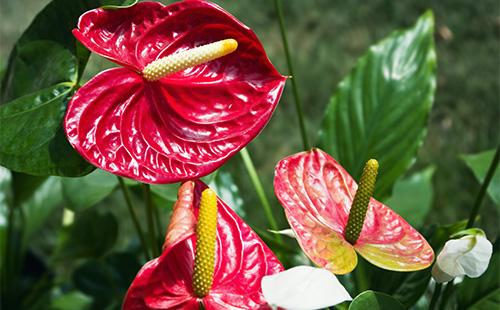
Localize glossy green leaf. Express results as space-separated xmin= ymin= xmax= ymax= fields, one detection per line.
xmin=318 ymin=11 xmax=436 ymax=199
xmin=349 ymin=291 xmax=404 ymax=310
xmin=386 ymin=166 xmax=435 ymax=227
xmin=461 ymin=149 xmax=500 ymax=207
xmin=2 ymin=41 xmax=77 ymax=102
xmin=61 ymin=169 xmax=118 ymax=211
xmin=0 ymin=83 xmax=92 ymax=176
xmin=1 ymin=0 xmax=134 ymax=176
xmin=458 ymin=243 xmax=499 ymax=310
xmin=54 ymin=210 xmax=118 ymax=260
xmin=208 ymin=170 xmax=246 ymax=217
xmin=1 ymin=0 xmax=132 ymax=100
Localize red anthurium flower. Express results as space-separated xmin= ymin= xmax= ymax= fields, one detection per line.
xmin=274 ymin=148 xmax=434 ymax=274
xmin=65 ymin=0 xmax=286 ymax=183
xmin=123 ymin=180 xmax=283 ymax=309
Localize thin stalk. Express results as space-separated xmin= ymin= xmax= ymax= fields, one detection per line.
xmin=466 ymin=145 xmax=499 ymax=228
xmin=153 ymin=200 xmax=163 ymax=245
xmin=438 ymin=281 xmax=454 ymax=310
xmin=117 ymin=177 xmax=150 ymax=259
xmin=273 ymin=0 xmax=309 ymax=151
xmin=240 ymin=148 xmax=282 ymax=243
xmin=354 ymin=260 xmax=369 ymax=293
xmin=143 ymin=184 xmax=160 ymax=257
xmin=429 ymin=283 xmax=442 ymax=310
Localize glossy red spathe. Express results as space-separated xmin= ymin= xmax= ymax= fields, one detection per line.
xmin=123 ymin=180 xmax=283 ymax=309
xmin=274 ymin=148 xmax=434 ymax=274
xmin=65 ymin=1 xmax=286 ymax=183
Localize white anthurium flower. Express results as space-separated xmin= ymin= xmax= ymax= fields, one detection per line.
xmin=432 ymin=229 xmax=493 ymax=283
xmin=262 ymin=265 xmax=352 ymax=310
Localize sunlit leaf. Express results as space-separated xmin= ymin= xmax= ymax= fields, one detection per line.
xmin=461 ymin=149 xmax=500 ymax=207
xmin=318 ymin=11 xmax=436 ymax=200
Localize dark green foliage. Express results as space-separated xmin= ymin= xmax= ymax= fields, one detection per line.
xmin=349 ymin=290 xmax=404 ymax=310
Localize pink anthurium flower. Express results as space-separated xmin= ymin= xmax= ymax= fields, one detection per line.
xmin=274 ymin=148 xmax=434 ymax=274
xmin=65 ymin=0 xmax=286 ymax=183
xmin=123 ymin=180 xmax=283 ymax=309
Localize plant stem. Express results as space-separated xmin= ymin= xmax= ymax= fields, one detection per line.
xmin=143 ymin=183 xmax=160 ymax=257
xmin=117 ymin=177 xmax=150 ymax=259
xmin=240 ymin=148 xmax=282 ymax=243
xmin=154 ymin=201 xmax=163 ymax=244
xmin=354 ymin=260 xmax=369 ymax=293
xmin=273 ymin=0 xmax=309 ymax=151
xmin=429 ymin=282 xmax=442 ymax=310
xmin=466 ymin=145 xmax=499 ymax=228
xmin=438 ymin=281 xmax=454 ymax=310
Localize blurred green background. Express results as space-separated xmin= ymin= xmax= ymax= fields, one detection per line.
xmin=0 ymin=0 xmax=499 ymax=308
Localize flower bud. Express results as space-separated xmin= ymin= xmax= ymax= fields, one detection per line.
xmin=432 ymin=229 xmax=492 ymax=283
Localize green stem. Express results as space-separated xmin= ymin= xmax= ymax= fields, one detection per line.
xmin=273 ymin=0 xmax=309 ymax=151
xmin=143 ymin=184 xmax=160 ymax=257
xmin=429 ymin=283 xmax=442 ymax=310
xmin=117 ymin=177 xmax=150 ymax=259
xmin=466 ymin=145 xmax=499 ymax=228
xmin=240 ymin=148 xmax=282 ymax=243
xmin=153 ymin=201 xmax=163 ymax=244
xmin=438 ymin=282 xmax=454 ymax=310
xmin=354 ymin=260 xmax=369 ymax=293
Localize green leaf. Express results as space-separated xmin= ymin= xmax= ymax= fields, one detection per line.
xmin=72 ymin=252 xmax=141 ymax=306
xmin=0 ymin=83 xmax=92 ymax=176
xmin=0 ymin=167 xmax=13 ymax=266
xmin=1 ymin=41 xmax=77 ymax=102
xmin=458 ymin=244 xmax=500 ymax=310
xmin=51 ymin=291 xmax=92 ymax=310
xmin=318 ymin=11 xmax=436 ymax=200
xmin=61 ymin=169 xmax=118 ymax=211
xmin=21 ymin=176 xmax=63 ymax=247
xmin=150 ymin=183 xmax=179 ymax=202
xmin=461 ymin=149 xmax=500 ymax=207
xmin=349 ymin=290 xmax=405 ymax=310
xmin=385 ymin=166 xmax=435 ymax=227
xmin=1 ymin=0 xmax=131 ymax=100
xmin=208 ymin=171 xmax=246 ymax=217
xmin=101 ymin=0 xmax=138 ymax=10
xmin=54 ymin=210 xmax=118 ymax=260
xmin=1 ymin=0 xmax=133 ymax=176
